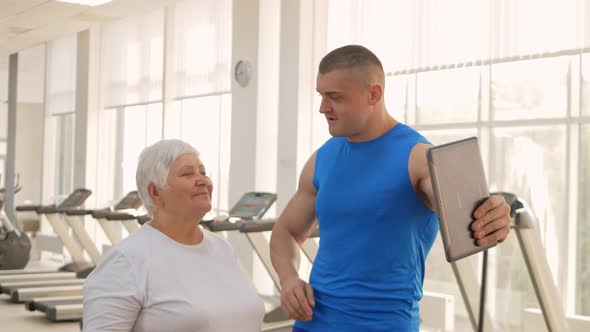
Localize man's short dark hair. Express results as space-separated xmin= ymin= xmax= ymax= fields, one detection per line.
xmin=319 ymin=45 xmax=384 ymax=86
xmin=319 ymin=45 xmax=383 ymax=73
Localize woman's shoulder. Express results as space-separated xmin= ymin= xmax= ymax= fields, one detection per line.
xmin=108 ymin=225 xmax=155 ymax=260
xmin=203 ymin=230 xmax=234 ymax=252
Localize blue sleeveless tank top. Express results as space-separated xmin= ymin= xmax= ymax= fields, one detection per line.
xmin=295 ymin=123 xmax=439 ymax=332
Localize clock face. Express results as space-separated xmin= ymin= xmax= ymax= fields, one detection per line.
xmin=234 ymin=60 xmax=252 ymax=87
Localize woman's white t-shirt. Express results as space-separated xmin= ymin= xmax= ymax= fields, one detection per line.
xmin=83 ymin=224 xmax=265 ymax=332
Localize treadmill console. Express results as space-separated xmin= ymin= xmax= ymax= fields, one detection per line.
xmin=57 ymin=189 xmax=92 ymax=209
xmin=113 ymin=191 xmax=143 ymax=210
xmin=228 ymin=192 xmax=276 ymax=220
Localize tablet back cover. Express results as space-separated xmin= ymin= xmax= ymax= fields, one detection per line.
xmin=427 ymin=137 xmax=496 ymax=262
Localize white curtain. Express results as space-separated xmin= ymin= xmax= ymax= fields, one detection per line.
xmin=318 ymin=0 xmax=584 ymax=72
xmin=173 ymin=0 xmax=232 ymax=97
xmin=46 ymin=35 xmax=77 ymax=115
xmin=101 ymin=8 xmax=164 ymax=107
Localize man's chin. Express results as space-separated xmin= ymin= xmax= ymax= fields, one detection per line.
xmin=328 ymin=127 xmax=343 ymax=137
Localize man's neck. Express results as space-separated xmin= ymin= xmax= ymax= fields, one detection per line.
xmin=347 ymin=109 xmax=398 ymax=142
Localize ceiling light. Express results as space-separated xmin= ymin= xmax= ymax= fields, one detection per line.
xmin=56 ymin=0 xmax=113 ymax=6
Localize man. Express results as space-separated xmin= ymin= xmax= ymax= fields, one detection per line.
xmin=269 ymin=45 xmax=511 ymax=331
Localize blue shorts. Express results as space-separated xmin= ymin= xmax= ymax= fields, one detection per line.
xmin=292 ymin=328 xmax=310 ymax=332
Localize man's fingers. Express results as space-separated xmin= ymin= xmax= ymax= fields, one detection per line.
xmin=474 ymin=195 xmax=505 ymax=219
xmin=306 ymin=283 xmax=315 ymax=307
xmin=472 ymin=201 xmax=510 ymax=231
xmin=282 ymin=294 xmax=306 ymax=321
xmin=281 ymin=296 xmax=299 ymax=319
xmin=475 ymin=216 xmax=510 ymax=240
xmin=478 ymin=225 xmax=510 ymax=246
xmin=287 ymin=290 xmax=309 ymax=319
xmin=293 ymin=286 xmax=313 ymax=317
xmin=279 ymin=278 xmax=315 ymax=321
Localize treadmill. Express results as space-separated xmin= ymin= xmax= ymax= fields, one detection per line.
xmin=25 ymin=213 xmax=147 ymax=321
xmin=0 ymin=178 xmax=31 ymax=271
xmin=1 ymin=189 xmax=98 ymax=303
xmin=0 ymin=189 xmax=93 ymax=287
xmin=86 ymin=191 xmax=144 ymax=246
xmin=4 ymin=192 xmax=144 ymax=304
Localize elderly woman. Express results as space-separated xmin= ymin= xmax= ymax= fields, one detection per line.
xmin=83 ymin=139 xmax=264 ymax=331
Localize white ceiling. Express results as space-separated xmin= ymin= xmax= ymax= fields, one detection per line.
xmin=0 ymin=0 xmax=174 ymax=55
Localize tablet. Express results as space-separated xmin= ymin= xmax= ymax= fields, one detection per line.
xmin=427 ymin=137 xmax=497 ymax=262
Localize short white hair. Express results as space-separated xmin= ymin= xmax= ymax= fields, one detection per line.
xmin=136 ymin=139 xmax=199 ymax=215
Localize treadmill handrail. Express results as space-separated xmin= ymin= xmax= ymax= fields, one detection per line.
xmin=514 ymin=202 xmax=569 ymax=332
xmin=239 ymin=220 xmax=276 ymax=233
xmin=207 ymin=220 xmax=242 ymax=232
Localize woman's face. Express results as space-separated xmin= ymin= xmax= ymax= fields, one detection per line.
xmin=158 ymin=153 xmax=213 ymax=217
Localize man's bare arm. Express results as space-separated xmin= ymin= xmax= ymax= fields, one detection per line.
xmin=270 ymin=153 xmax=318 ymax=321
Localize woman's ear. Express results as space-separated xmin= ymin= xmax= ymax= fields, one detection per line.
xmin=147 ymin=183 xmax=162 ymax=207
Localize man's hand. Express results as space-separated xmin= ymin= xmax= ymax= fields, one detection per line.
xmin=280 ymin=276 xmax=315 ymax=321
xmin=472 ymin=195 xmax=511 ymax=246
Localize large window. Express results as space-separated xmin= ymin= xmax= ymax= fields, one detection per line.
xmin=422 ymin=129 xmax=479 ymax=147
xmin=171 ymin=95 xmax=231 ymax=214
xmin=96 ymin=0 xmax=232 ymax=214
xmin=417 ymin=68 xmax=480 ymax=125
xmin=491 ymin=58 xmax=569 ymax=121
xmin=94 ymin=108 xmax=118 ymax=207
xmin=99 ymin=9 xmax=165 ymax=206
xmin=94 ymin=103 xmax=163 ymax=207
xmin=45 ymin=35 xmax=76 ymax=203
xmin=169 ymin=0 xmax=232 ymax=214
xmin=491 ymin=126 xmax=567 ymax=249
xmin=54 ymin=113 xmax=75 ymax=199
xmin=120 ymin=104 xmax=163 ymax=195
xmin=384 ymin=75 xmax=408 ymax=122
xmin=491 ymin=126 xmax=566 ymax=330
xmin=101 ymin=9 xmax=164 ymax=107
xmin=173 ymin=0 xmax=232 ymax=97
xmin=317 ymin=0 xmax=581 ymax=73
xmin=95 ymin=0 xmax=232 ymax=215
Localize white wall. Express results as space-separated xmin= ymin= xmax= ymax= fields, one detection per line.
xmin=14 ymin=102 xmax=44 ymax=205
xmin=16 ymin=45 xmax=45 ymax=104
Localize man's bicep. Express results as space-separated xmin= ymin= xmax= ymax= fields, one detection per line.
xmin=410 ymin=142 xmax=436 ymax=211
xmin=419 ymin=173 xmax=435 ymax=211
xmin=281 ymin=190 xmax=317 ymax=241
xmin=277 ymin=153 xmax=318 ymax=242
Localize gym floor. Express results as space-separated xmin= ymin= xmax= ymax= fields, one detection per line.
xmin=1 ymin=260 xmax=79 ymax=332
xmin=0 ymin=295 xmax=79 ymax=332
